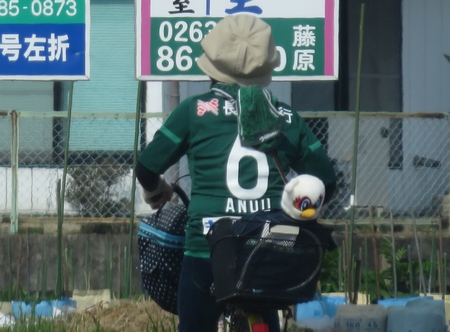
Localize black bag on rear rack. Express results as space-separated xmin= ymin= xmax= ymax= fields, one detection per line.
xmin=138 ymin=184 xmax=189 ymax=315
xmin=206 ymin=209 xmax=336 ymax=309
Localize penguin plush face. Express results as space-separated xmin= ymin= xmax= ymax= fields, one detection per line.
xmin=281 ymin=174 xmax=325 ymax=221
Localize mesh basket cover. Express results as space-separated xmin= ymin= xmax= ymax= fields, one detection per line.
xmin=207 ymin=210 xmax=336 ymax=308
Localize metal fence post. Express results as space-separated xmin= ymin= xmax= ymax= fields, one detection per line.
xmin=10 ymin=110 xmax=19 ymax=234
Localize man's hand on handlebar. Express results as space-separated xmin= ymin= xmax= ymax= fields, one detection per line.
xmin=142 ymin=175 xmax=174 ymax=209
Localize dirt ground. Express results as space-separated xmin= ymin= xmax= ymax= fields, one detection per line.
xmin=56 ymin=300 xmax=312 ymax=332
xmin=59 ymin=299 xmax=179 ymax=331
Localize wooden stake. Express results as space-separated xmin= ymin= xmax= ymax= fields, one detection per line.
xmin=15 ymin=235 xmax=23 ymax=300
xmin=437 ymin=250 xmax=442 ymax=295
xmin=412 ymin=211 xmax=427 ymax=296
xmin=369 ymin=206 xmax=381 ymax=301
xmin=352 ymin=258 xmax=362 ymax=304
xmin=438 ymin=217 xmax=445 ymax=300
xmin=390 ymin=211 xmax=397 ymax=298
xmin=364 ymin=237 xmax=369 ymax=304
xmin=407 ymin=245 xmax=414 ymax=295
xmin=345 ymin=222 xmax=352 ymax=302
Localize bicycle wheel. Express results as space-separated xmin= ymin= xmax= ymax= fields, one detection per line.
xmin=230 ymin=311 xmax=266 ymax=332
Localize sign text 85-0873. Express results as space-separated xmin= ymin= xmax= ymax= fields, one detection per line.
xmin=0 ymin=0 xmax=78 ymax=19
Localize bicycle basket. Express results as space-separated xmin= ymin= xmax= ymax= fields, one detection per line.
xmin=206 ymin=210 xmax=336 ymax=309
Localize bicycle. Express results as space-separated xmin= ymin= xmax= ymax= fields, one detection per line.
xmin=219 ymin=304 xmax=293 ymax=332
xmin=206 ymin=211 xmax=335 ymax=332
xmin=219 ymin=309 xmax=272 ymax=332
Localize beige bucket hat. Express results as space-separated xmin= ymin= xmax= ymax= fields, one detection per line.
xmin=197 ymin=14 xmax=280 ymax=87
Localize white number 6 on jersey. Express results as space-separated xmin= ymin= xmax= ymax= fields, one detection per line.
xmin=226 ymin=137 xmax=269 ymax=200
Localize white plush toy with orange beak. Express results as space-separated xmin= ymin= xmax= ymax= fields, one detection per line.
xmin=281 ymin=174 xmax=325 ymax=221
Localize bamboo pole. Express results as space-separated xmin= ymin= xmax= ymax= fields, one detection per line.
xmin=347 ymin=2 xmax=365 ymax=302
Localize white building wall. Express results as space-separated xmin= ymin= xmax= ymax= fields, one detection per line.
xmin=403 ymin=0 xmax=450 ymax=114
xmin=1 ymin=167 xmax=151 ymax=216
xmin=391 ymin=0 xmax=450 ymax=212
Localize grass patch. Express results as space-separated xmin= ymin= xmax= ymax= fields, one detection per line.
xmin=0 ymin=299 xmax=178 ymax=332
xmin=17 ymin=227 xmax=44 ymax=235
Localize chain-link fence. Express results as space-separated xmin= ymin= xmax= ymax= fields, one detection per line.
xmin=0 ymin=110 xmax=449 ymax=231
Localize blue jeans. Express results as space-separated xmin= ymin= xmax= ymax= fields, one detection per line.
xmin=177 ymin=255 xmax=281 ymax=332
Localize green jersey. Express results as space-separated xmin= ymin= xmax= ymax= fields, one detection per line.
xmin=138 ymin=88 xmax=336 ymax=257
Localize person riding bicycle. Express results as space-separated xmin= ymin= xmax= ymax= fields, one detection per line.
xmin=135 ymin=14 xmax=337 ymax=332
